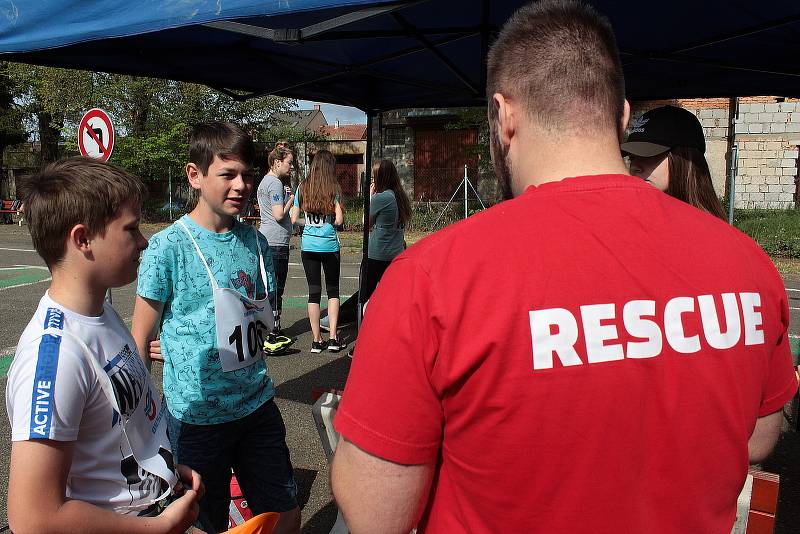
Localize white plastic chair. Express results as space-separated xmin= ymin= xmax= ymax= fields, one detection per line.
xmin=312 ymin=391 xmax=348 ymax=534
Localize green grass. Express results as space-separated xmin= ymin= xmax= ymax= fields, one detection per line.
xmin=733 ymin=209 xmax=800 ymax=259
xmin=342 ymin=196 xmax=491 ymax=232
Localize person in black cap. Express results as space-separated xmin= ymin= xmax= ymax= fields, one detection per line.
xmin=622 ymin=105 xmax=726 ymax=220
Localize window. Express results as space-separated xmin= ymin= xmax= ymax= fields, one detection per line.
xmin=384 ymin=126 xmax=406 ymax=146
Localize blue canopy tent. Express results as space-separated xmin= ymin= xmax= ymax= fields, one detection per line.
xmin=3 ymin=0 xmax=800 ymax=318
xmin=2 ymin=1 xmax=800 ymax=107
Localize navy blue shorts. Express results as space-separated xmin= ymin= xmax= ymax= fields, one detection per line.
xmin=166 ymin=398 xmax=298 ymax=532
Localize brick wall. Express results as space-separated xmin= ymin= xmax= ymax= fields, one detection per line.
xmin=732 ymin=102 xmax=799 ymax=209
xmin=631 ymin=98 xmax=800 ymax=209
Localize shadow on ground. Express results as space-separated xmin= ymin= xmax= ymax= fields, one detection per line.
xmin=302 ymin=501 xmax=338 ymax=534
xmin=762 ymin=427 xmax=800 ymax=534
xmin=294 ymin=468 xmax=318 ymax=509
xmin=275 ymin=357 xmax=351 ymax=406
xmin=284 ymin=318 xmax=311 ymax=338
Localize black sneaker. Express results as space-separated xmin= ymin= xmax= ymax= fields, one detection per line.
xmin=311 ymin=340 xmax=328 ymax=353
xmin=327 ymin=338 xmax=347 ymax=353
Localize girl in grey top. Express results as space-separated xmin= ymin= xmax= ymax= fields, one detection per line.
xmin=257 ymin=144 xmax=294 ymax=333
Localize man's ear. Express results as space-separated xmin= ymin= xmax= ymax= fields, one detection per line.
xmin=620 ymin=99 xmax=631 ymax=141
xmin=492 ymin=93 xmax=516 ymax=150
xmin=186 ymin=162 xmax=202 ymax=191
xmin=68 ymin=224 xmax=92 ymax=255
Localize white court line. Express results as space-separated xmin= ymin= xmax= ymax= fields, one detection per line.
xmin=0 ymin=314 xmax=134 ymax=359
xmin=0 ymin=247 xmax=35 ymax=252
xmin=0 ymin=277 xmax=52 ymax=291
xmin=787 ymin=288 xmax=800 ymax=293
xmin=0 ymin=265 xmax=52 ymax=291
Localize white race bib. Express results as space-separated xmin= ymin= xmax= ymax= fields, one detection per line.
xmin=304 ymin=212 xmax=333 ymax=228
xmin=177 ymin=221 xmax=274 ymax=372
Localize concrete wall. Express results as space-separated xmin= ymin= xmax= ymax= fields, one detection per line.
xmin=731 ymin=102 xmax=799 ymax=209
xmin=631 ymin=98 xmax=800 ymax=209
xmin=372 ymin=110 xmax=416 ymax=199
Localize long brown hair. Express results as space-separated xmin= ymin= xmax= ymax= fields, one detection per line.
xmin=300 ymin=150 xmax=339 ymax=214
xmin=666 ymin=146 xmax=726 ymax=220
xmin=372 ymin=159 xmax=412 ymax=227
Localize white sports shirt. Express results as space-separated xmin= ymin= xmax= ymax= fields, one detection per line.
xmin=6 ymin=292 xmax=171 ymax=514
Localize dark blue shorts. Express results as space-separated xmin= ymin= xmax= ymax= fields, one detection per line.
xmin=166 ymin=398 xmax=298 ymax=532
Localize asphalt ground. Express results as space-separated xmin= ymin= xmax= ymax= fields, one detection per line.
xmin=0 ymin=223 xmax=359 ymax=533
xmin=0 ymin=223 xmax=799 ymax=532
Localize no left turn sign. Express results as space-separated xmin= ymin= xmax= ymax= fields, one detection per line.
xmin=78 ymin=108 xmax=115 ymax=162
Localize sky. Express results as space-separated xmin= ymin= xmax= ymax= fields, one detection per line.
xmin=294 ymin=100 xmax=366 ymax=125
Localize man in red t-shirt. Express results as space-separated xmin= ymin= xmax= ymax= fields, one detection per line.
xmin=331 ymin=1 xmax=798 ymax=532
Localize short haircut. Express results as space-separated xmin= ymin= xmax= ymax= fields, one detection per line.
xmin=268 ymin=146 xmax=293 ymax=169
xmin=18 ymin=157 xmax=147 ymax=268
xmin=487 ymin=0 xmax=625 ymax=134
xmin=188 ymin=122 xmax=255 ymax=174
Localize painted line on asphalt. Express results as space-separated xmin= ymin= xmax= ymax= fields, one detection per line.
xmin=788 ymin=288 xmax=799 ymax=293
xmin=0 ymin=341 xmax=17 ymax=378
xmin=0 ymin=247 xmax=35 ymax=252
xmin=0 ymin=355 xmax=12 ymax=378
xmin=0 ymin=265 xmax=48 ymax=271
xmin=0 ymin=316 xmax=134 ymax=379
xmin=0 ymin=265 xmax=51 ymax=291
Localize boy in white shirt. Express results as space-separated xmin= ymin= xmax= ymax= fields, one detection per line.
xmin=6 ymin=157 xmax=203 ymax=534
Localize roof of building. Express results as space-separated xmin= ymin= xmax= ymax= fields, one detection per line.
xmin=318 ymin=123 xmax=367 ymax=141
xmin=272 ymin=109 xmax=327 ymax=131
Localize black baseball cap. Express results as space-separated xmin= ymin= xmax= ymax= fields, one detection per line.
xmin=621 ymin=105 xmax=706 ymax=157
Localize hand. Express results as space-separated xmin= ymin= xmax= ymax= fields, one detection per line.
xmin=173 ymin=464 xmax=205 ymax=500
xmin=159 ymin=465 xmax=205 ymax=534
xmin=149 ymin=338 xmax=164 ymax=364
xmin=158 ymin=486 xmax=199 ymax=534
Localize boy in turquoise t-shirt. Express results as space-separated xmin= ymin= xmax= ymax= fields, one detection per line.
xmin=132 ymin=122 xmax=300 ymax=534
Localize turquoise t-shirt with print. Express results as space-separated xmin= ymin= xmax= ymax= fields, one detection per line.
xmin=368 ymin=189 xmax=405 ymax=261
xmin=137 ymin=215 xmax=276 ymax=425
xmin=294 ymin=187 xmax=340 ymax=252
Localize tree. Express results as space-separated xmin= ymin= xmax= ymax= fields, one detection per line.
xmin=5 ymin=64 xmax=312 ymax=185
xmin=6 ymin=63 xmax=93 ymax=164
xmin=0 ymin=62 xmax=27 ymax=197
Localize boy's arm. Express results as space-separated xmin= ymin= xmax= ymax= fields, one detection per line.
xmin=131 ymin=296 xmax=164 ymax=371
xmin=9 ymin=439 xmax=200 ymax=534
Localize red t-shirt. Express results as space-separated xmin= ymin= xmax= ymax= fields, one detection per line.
xmin=335 ymin=174 xmax=797 ymax=533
